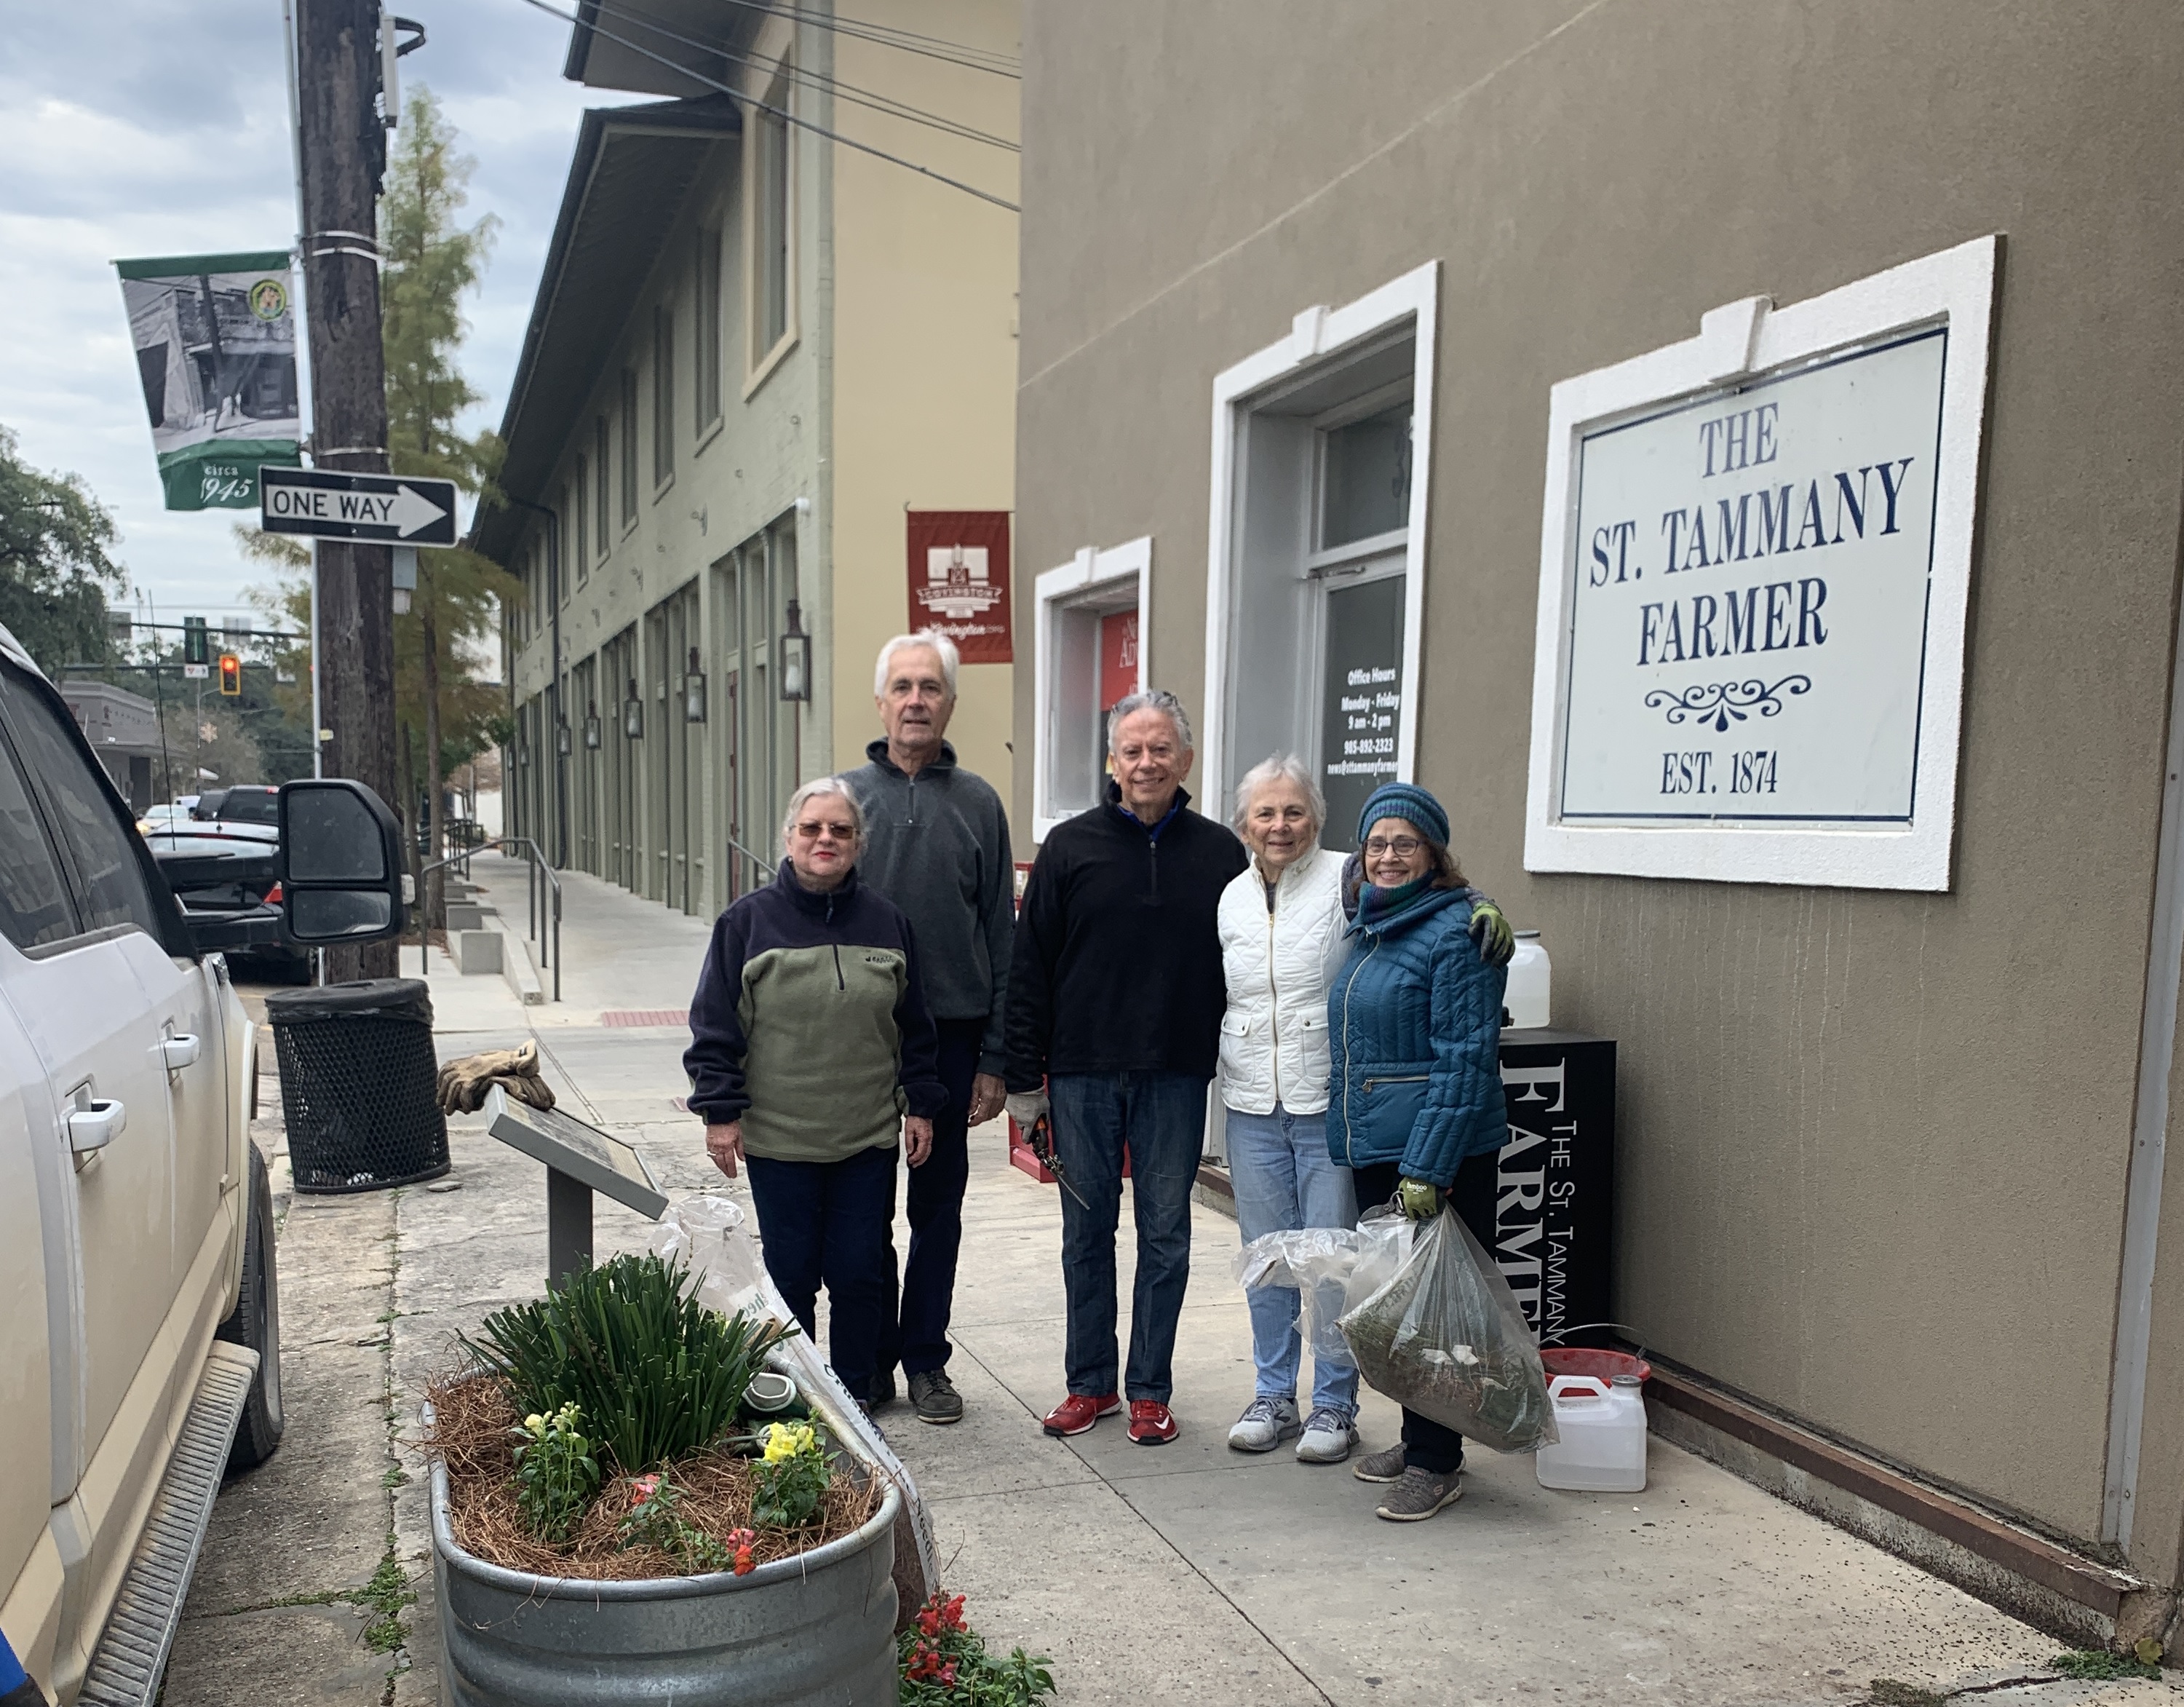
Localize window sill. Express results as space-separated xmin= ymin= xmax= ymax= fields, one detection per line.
xmin=742 ymin=328 xmax=798 ymax=400
xmin=694 ymin=416 xmax=726 ymax=458
xmin=651 ymin=472 xmax=676 ymax=504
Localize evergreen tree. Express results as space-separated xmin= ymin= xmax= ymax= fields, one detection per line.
xmin=381 ymin=86 xmax=516 ymax=922
xmin=0 ymin=425 xmax=128 ymax=676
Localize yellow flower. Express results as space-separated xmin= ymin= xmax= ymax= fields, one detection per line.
xmin=524 ymin=1413 xmax=545 ymax=1432
xmin=762 ymin=1422 xmax=814 ymax=1463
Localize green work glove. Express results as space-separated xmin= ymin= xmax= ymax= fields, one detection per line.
xmin=1398 ymin=1177 xmax=1442 ymax=1221
xmin=1469 ymin=898 xmax=1514 ymax=967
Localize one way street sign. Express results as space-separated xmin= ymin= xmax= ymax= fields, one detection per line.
xmin=259 ymin=467 xmax=458 ymax=547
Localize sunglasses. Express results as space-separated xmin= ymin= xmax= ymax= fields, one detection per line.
xmin=794 ymin=820 xmax=858 ymax=843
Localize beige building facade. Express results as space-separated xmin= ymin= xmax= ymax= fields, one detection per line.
xmin=484 ymin=0 xmax=1019 ymax=918
xmin=1012 ymin=0 xmax=2184 ymax=1641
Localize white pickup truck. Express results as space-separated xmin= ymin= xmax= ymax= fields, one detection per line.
xmin=0 ymin=627 xmax=408 ymax=1706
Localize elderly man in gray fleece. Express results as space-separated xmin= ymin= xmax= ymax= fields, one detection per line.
xmin=841 ymin=630 xmax=1014 ymax=1425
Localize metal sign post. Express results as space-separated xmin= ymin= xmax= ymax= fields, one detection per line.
xmin=483 ymin=1087 xmax=668 ymax=1290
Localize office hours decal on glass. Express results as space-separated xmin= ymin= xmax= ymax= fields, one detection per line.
xmin=1525 ymin=237 xmax=1996 ymax=891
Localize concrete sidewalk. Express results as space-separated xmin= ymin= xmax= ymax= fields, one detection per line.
xmin=169 ymin=869 xmax=2183 ymax=1706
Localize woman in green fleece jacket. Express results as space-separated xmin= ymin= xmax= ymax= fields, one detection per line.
xmin=685 ymin=775 xmax=948 ymax=1406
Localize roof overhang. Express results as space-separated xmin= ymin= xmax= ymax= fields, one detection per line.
xmin=564 ymin=0 xmax=755 ymax=98
xmin=472 ymin=95 xmax=739 ymax=562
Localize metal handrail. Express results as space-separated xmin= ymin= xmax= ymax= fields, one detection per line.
xmin=416 ymin=836 xmax=562 ymax=1002
xmin=726 ymin=834 xmax=778 ymax=884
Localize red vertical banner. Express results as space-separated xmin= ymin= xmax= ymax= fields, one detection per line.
xmin=1099 ymin=609 xmax=1138 ymax=710
xmin=907 ymin=511 xmax=1013 ymax=663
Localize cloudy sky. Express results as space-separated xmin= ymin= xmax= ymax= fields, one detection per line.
xmin=0 ymin=0 xmax=640 ymax=624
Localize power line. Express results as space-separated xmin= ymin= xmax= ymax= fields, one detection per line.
xmin=589 ymin=0 xmax=1017 ymax=153
xmin=698 ymin=0 xmax=1018 ymax=78
xmin=517 ymin=0 xmax=1020 ymax=213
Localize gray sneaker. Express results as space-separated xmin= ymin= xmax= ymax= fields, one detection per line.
xmin=1375 ymin=1465 xmax=1464 ymax=1521
xmin=1295 ymin=1407 xmax=1358 ymax=1463
xmin=1226 ymin=1395 xmax=1301 ymax=1453
xmin=907 ymin=1369 xmax=964 ymax=1425
xmin=1351 ymin=1441 xmax=1407 ymax=1483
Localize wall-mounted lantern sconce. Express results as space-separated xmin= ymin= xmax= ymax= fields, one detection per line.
xmin=516 ymin=729 xmax=532 ymax=766
xmin=684 ymin=646 xmax=707 ymax=724
xmin=584 ymin=701 xmax=602 ymax=750
xmin=555 ymin=718 xmax=573 ymax=758
xmin=623 ymin=676 xmax=644 ymax=740
xmin=779 ymin=598 xmax=811 ymax=702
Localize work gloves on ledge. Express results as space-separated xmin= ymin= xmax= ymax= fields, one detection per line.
xmin=436 ymin=1039 xmax=555 ymax=1115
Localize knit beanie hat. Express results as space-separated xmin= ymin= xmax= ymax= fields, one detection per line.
xmin=1356 ymin=781 xmax=1450 ymax=850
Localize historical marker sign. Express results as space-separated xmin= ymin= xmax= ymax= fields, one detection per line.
xmin=259 ymin=467 xmax=458 ymax=546
xmin=1523 ymin=237 xmax=1998 ymax=891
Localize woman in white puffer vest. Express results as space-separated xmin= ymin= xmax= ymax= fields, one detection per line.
xmin=1217 ymin=755 xmax=1360 ymax=1464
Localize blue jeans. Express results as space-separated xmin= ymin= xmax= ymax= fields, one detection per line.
xmin=1048 ymin=1072 xmax=1207 ymax=1404
xmin=746 ymin=1142 xmax=897 ymax=1403
xmin=1227 ymin=1104 xmax=1359 ymax=1417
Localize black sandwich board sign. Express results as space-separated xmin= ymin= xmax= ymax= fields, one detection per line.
xmin=259 ymin=466 xmax=458 ymax=546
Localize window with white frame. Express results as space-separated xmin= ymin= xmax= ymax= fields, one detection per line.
xmin=593 ymin=416 xmax=610 ymax=555
xmin=695 ymin=225 xmax=723 ymax=430
xmin=1203 ymin=264 xmax=1438 ymax=852
xmin=747 ymin=71 xmax=793 ymax=380
xmin=619 ymin=368 xmax=638 ymax=524
xmin=573 ymin=457 xmax=589 ymax=584
xmin=651 ymin=304 xmax=675 ymax=488
xmin=1033 ymin=536 xmax=1151 ymax=841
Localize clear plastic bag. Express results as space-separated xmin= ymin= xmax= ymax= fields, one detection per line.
xmin=647 ymin=1192 xmax=769 ymax=1321
xmin=1231 ymin=1212 xmax=1414 ymax=1369
xmin=1336 ymin=1206 xmax=1558 ymax=1454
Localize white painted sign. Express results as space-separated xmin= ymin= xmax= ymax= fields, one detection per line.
xmin=1560 ymin=330 xmax=1943 ymax=824
xmin=1523 ymin=237 xmax=1997 ymax=891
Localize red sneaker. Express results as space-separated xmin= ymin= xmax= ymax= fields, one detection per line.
xmin=1127 ymin=1401 xmax=1178 ymax=1446
xmin=1042 ymin=1392 xmax=1121 ymax=1437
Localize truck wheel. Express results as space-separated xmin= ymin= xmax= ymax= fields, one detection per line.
xmin=215 ymin=1142 xmax=285 ymax=1472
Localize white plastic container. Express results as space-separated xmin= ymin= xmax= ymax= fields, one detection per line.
xmin=1533 ymin=1374 xmax=1648 ymax=1492
xmin=1504 ymin=931 xmax=1551 ymax=1029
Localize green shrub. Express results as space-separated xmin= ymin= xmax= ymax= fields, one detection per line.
xmin=511 ymin=1402 xmax=601 ymax=1542
xmin=466 ymin=1253 xmax=793 ymax=1474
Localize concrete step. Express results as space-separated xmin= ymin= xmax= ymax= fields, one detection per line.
xmin=486 ymin=915 xmax=543 ymax=1005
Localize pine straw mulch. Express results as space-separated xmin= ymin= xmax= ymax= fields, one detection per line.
xmin=418 ymin=1370 xmax=883 ymax=1581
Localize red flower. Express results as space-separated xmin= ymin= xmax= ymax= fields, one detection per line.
xmin=732 ymin=1548 xmax=755 ymax=1577
xmin=940 ymin=1660 xmax=958 ymax=1687
xmin=628 ymin=1473 xmax=661 ymax=1509
xmin=907 ymin=1643 xmax=943 ymax=1682
xmin=942 ymin=1593 xmax=967 ymax=1632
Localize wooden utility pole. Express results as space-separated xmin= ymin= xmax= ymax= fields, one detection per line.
xmin=296 ymin=0 xmax=398 ymax=978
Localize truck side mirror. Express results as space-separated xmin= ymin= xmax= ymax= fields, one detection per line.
xmin=278 ymin=779 xmax=408 ymax=945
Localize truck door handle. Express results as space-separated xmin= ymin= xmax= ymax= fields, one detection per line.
xmin=162 ymin=1033 xmax=202 ymax=1070
xmin=68 ymin=1099 xmax=126 ymax=1155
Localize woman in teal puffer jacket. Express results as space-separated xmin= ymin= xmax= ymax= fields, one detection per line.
xmin=1328 ymin=781 xmax=1508 ymax=1524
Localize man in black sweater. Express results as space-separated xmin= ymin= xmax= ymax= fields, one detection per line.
xmin=1005 ymin=689 xmax=1247 ymax=1446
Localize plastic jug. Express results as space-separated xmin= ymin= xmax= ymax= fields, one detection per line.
xmin=1504 ymin=932 xmax=1551 ymax=1028
xmin=1533 ymin=1373 xmax=1647 ymax=1492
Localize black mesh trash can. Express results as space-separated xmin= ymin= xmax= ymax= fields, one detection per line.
xmin=266 ymin=978 xmax=449 ymax=1193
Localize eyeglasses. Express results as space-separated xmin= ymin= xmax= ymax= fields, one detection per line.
xmin=794 ymin=820 xmax=858 ymax=843
xmin=1363 ymin=834 xmax=1425 ymax=858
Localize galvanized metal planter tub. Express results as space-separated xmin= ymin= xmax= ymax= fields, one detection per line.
xmin=430 ymin=1457 xmax=902 ymax=1706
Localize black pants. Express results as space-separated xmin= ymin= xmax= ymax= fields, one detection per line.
xmin=746 ymin=1141 xmax=897 ymax=1402
xmin=1352 ymin=1149 xmax=1500 ymax=1476
xmin=878 ymin=1016 xmax=984 ymax=1378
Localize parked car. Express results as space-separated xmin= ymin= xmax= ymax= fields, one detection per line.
xmin=143 ymin=787 xmax=298 ymax=981
xmin=0 ymin=623 xmax=408 ymax=1706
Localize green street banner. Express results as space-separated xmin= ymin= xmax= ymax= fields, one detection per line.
xmin=115 ymin=250 xmax=301 ymax=510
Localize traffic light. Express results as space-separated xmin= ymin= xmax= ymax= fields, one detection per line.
xmin=218 ymin=654 xmax=242 ymax=697
xmin=183 ymin=616 xmax=208 ymax=667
